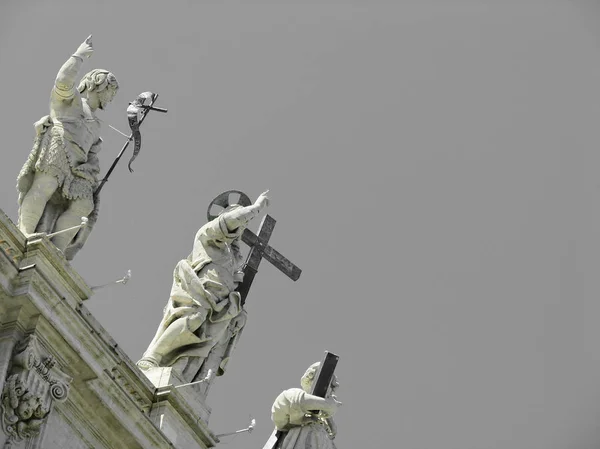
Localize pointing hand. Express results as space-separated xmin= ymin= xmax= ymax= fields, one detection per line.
xmin=74 ymin=35 xmax=94 ymax=59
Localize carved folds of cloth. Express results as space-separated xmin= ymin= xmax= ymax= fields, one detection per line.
xmin=1 ymin=335 xmax=71 ymax=443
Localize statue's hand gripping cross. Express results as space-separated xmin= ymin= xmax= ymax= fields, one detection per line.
xmin=207 ymin=191 xmax=302 ymax=305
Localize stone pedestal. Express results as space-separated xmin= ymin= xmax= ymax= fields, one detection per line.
xmin=144 ymin=367 xmax=216 ymax=448
xmin=0 ymin=209 xmax=218 ymax=449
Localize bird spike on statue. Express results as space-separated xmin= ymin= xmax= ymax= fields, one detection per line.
xmin=173 ymin=369 xmax=214 ymax=390
xmin=91 ymin=269 xmax=132 ymax=292
xmin=215 ymin=416 xmax=256 ymax=439
xmin=46 ymin=217 xmax=88 ymax=239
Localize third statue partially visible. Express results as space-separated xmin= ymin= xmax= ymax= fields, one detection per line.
xmin=269 ymin=362 xmax=342 ymax=449
xmin=16 ymin=35 xmax=118 ymax=259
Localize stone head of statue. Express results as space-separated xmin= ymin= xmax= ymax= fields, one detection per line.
xmin=78 ymin=69 xmax=119 ymax=110
xmin=300 ymin=362 xmax=339 ymax=395
xmin=16 ymin=392 xmax=42 ymax=420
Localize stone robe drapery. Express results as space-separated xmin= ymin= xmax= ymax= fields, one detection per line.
xmin=142 ymin=214 xmax=245 ymax=368
xmin=272 ymin=388 xmax=337 ymax=449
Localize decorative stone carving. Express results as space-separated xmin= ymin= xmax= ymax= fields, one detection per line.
xmin=110 ymin=366 xmax=151 ymax=413
xmin=16 ymin=35 xmax=119 ymax=260
xmin=0 ymin=239 xmax=20 ymax=267
xmin=1 ymin=335 xmax=72 ymax=445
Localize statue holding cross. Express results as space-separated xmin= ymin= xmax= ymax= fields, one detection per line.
xmin=263 ymin=351 xmax=342 ymax=449
xmin=137 ymin=190 xmax=302 ymax=390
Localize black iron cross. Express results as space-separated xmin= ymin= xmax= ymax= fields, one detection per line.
xmin=237 ymin=214 xmax=302 ymax=305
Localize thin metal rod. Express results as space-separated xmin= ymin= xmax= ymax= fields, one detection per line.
xmin=173 ymin=369 xmax=213 ymax=389
xmin=90 ymin=270 xmax=131 ymax=291
xmin=108 ymin=124 xmax=131 ymax=138
xmin=95 ymin=94 xmax=160 ymax=197
xmin=173 ymin=380 xmax=206 ymax=389
xmin=216 ymin=428 xmax=251 ymax=438
xmin=215 ymin=418 xmax=256 ymax=438
xmin=46 ymin=218 xmax=88 ymax=238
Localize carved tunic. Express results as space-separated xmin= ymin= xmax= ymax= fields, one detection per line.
xmin=16 ymin=56 xmax=102 ymax=204
xmin=17 ymin=114 xmax=101 ymax=203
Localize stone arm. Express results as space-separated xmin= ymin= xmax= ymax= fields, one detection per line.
xmin=222 ymin=204 xmax=262 ymax=232
xmin=51 ymin=37 xmax=93 ymax=105
xmin=222 ymin=190 xmax=269 ymax=231
xmin=51 ymin=55 xmax=84 ymax=103
xmin=299 ymin=393 xmax=339 ymax=417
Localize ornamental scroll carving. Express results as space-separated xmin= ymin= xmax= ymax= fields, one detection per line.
xmin=1 ymin=335 xmax=71 ymax=444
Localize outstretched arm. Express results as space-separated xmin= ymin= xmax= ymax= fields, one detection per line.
xmin=52 ymin=35 xmax=93 ymax=102
xmin=299 ymin=393 xmax=340 ymax=417
xmin=222 ymin=190 xmax=270 ymax=231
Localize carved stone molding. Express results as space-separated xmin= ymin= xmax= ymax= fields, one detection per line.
xmin=1 ymin=335 xmax=71 ymax=445
xmin=110 ymin=366 xmax=151 ymax=413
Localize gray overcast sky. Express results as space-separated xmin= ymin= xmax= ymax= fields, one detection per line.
xmin=1 ymin=1 xmax=600 ymax=448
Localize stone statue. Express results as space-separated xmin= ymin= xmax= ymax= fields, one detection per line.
xmin=136 ymin=191 xmax=271 ymax=384
xmin=16 ymin=35 xmax=119 ymax=259
xmin=270 ymin=362 xmax=342 ymax=449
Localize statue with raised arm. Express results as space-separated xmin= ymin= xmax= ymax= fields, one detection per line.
xmin=136 ymin=191 xmax=270 ymax=384
xmin=16 ymin=35 xmax=119 ymax=259
xmin=270 ymin=362 xmax=342 ymax=449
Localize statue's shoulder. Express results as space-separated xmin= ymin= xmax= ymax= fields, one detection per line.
xmin=50 ymin=89 xmax=83 ymax=115
xmin=277 ymin=388 xmax=305 ymax=403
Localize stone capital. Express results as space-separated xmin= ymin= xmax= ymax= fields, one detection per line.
xmin=1 ymin=335 xmax=72 ymax=444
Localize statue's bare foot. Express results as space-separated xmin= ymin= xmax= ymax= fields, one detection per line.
xmin=136 ymin=358 xmax=159 ymax=370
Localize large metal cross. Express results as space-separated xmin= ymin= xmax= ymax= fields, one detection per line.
xmin=207 ymin=190 xmax=302 ymax=306
xmin=237 ymin=215 xmax=302 ymax=305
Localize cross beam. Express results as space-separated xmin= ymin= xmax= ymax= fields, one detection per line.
xmin=237 ymin=214 xmax=302 ymax=305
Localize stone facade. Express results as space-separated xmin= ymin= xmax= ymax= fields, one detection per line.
xmin=0 ymin=209 xmax=219 ymax=449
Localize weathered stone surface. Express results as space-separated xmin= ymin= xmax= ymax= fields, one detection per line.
xmin=145 ymin=367 xmax=217 ymax=448
xmin=137 ymin=191 xmax=271 ymax=387
xmin=16 ymin=35 xmax=119 ymax=260
xmin=264 ymin=356 xmax=342 ymax=449
xmin=0 ymin=209 xmax=217 ymax=448
xmin=1 ymin=335 xmax=72 ymax=446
